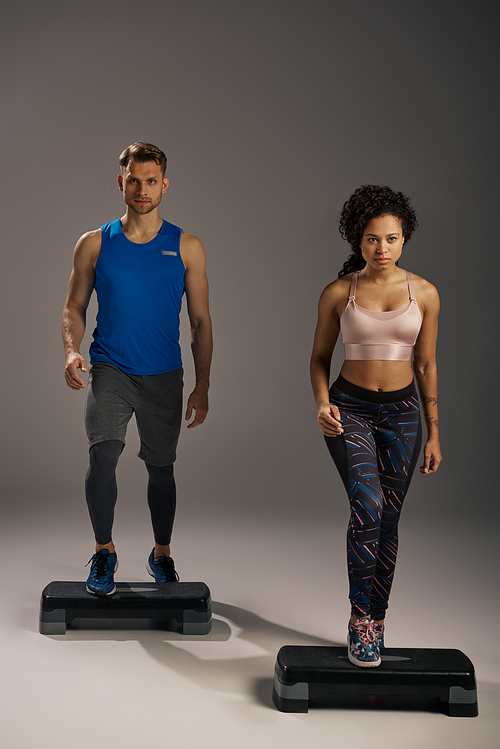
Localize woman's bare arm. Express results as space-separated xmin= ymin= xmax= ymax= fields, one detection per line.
xmin=413 ymin=278 xmax=442 ymax=474
xmin=310 ymin=281 xmax=345 ymax=436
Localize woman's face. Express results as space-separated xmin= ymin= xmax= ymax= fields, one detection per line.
xmin=359 ymin=214 xmax=404 ymax=271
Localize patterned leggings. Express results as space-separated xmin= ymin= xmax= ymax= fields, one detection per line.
xmin=324 ymin=375 xmax=422 ymax=621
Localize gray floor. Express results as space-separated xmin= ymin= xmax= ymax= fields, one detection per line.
xmin=2 ymin=511 xmax=498 ymax=749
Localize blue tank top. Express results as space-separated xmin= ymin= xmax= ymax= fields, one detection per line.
xmin=89 ymin=218 xmax=185 ymax=375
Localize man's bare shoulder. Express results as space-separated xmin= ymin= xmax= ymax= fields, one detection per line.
xmin=180 ymin=231 xmax=206 ymax=268
xmin=180 ymin=231 xmax=204 ymax=252
xmin=74 ymin=229 xmax=102 ymax=268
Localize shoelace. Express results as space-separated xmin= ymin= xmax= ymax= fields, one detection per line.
xmin=155 ymin=556 xmax=179 ymax=581
xmin=85 ymin=552 xmax=110 ymax=578
xmin=353 ymin=618 xmax=377 ymax=646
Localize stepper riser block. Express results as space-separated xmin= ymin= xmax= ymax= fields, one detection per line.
xmin=39 ymin=581 xmax=212 ymax=635
xmin=272 ymin=645 xmax=478 ymax=717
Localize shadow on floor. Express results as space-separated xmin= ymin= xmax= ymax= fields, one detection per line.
xmin=41 ymin=599 xmax=343 ymax=707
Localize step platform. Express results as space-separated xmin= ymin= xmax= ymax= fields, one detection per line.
xmin=39 ymin=581 xmax=212 ymax=635
xmin=273 ymin=646 xmax=478 ymax=717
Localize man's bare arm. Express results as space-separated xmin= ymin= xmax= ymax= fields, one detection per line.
xmin=62 ymin=230 xmax=101 ymax=390
xmin=180 ymin=232 xmax=213 ymax=428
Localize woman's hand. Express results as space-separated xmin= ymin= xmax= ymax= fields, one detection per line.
xmin=317 ymin=402 xmax=343 ymax=437
xmin=420 ymin=437 xmax=442 ymax=474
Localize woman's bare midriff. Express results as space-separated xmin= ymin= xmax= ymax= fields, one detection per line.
xmin=340 ymin=360 xmax=414 ymax=392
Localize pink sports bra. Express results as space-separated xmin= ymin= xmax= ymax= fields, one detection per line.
xmin=340 ymin=271 xmax=422 ymax=361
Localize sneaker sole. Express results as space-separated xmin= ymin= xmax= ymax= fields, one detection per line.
xmin=348 ymin=648 xmax=381 ymax=667
xmin=86 ymin=584 xmax=117 ymax=596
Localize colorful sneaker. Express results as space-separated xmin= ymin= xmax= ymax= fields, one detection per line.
xmin=146 ymin=550 xmax=179 ymax=582
xmin=373 ymin=621 xmax=385 ymax=649
xmin=348 ymin=617 xmax=381 ymax=667
xmin=85 ymin=549 xmax=118 ymax=595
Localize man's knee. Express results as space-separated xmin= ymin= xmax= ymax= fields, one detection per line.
xmin=146 ymin=462 xmax=174 ymax=486
xmin=89 ymin=440 xmax=123 ymax=470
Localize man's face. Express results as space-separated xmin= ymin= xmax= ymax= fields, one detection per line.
xmin=118 ymin=159 xmax=168 ymax=215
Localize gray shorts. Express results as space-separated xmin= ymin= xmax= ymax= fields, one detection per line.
xmin=85 ymin=362 xmax=183 ymax=466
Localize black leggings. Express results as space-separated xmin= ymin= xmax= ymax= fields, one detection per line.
xmin=324 ymin=376 xmax=422 ymax=621
xmin=85 ymin=440 xmax=177 ymax=546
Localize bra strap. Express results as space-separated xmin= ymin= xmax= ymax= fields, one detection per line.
xmin=406 ymin=270 xmax=416 ymax=301
xmin=348 ymin=272 xmax=358 ymax=301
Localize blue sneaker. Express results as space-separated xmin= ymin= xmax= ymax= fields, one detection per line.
xmin=85 ymin=549 xmax=118 ymax=595
xmin=348 ymin=618 xmax=381 ymax=667
xmin=146 ymin=550 xmax=179 ymax=582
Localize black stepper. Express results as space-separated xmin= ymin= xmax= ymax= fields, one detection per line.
xmin=273 ymin=646 xmax=478 ymax=717
xmin=39 ymin=581 xmax=211 ymax=635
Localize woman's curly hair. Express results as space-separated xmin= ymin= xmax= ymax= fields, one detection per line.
xmin=338 ymin=185 xmax=418 ymax=278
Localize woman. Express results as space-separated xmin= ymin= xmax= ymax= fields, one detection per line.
xmin=310 ymin=185 xmax=441 ymax=667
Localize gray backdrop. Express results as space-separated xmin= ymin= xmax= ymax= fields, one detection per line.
xmin=2 ymin=0 xmax=498 ymax=534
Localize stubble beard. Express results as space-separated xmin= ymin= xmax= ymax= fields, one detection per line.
xmin=126 ymin=193 xmax=162 ymax=215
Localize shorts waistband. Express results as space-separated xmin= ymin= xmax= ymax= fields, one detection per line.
xmin=332 ymin=374 xmax=416 ymax=404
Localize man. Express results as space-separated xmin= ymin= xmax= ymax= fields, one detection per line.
xmin=62 ymin=142 xmax=212 ymax=595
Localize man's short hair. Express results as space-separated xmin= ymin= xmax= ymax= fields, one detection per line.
xmin=119 ymin=142 xmax=167 ymax=176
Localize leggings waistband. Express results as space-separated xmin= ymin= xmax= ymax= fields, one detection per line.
xmin=332 ymin=374 xmax=416 ymax=404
